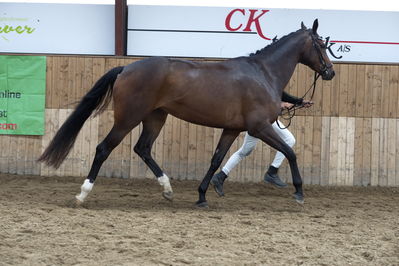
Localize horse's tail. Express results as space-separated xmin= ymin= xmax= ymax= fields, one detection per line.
xmin=38 ymin=66 xmax=124 ymax=168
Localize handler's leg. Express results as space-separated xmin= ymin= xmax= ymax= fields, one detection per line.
xmin=211 ymin=132 xmax=259 ymax=196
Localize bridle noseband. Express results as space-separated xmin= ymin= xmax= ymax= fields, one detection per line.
xmin=311 ymin=34 xmax=333 ymax=75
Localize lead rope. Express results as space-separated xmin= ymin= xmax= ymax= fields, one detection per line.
xmin=276 ymin=72 xmax=321 ymax=129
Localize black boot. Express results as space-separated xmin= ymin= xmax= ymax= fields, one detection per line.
xmin=210 ymin=171 xmax=227 ymax=197
xmin=264 ymin=166 xmax=287 ymax=188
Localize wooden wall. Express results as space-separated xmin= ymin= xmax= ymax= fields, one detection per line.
xmin=0 ymin=55 xmax=398 ymax=187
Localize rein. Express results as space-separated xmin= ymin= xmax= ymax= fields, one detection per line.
xmin=276 ymin=72 xmax=320 ymax=129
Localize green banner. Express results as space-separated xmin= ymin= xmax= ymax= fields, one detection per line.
xmin=0 ymin=55 xmax=46 ymax=135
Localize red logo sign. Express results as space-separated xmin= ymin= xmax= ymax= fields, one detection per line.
xmin=225 ymin=9 xmax=271 ymax=40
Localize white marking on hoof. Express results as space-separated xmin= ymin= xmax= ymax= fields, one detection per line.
xmin=75 ymin=179 xmax=93 ymax=203
xmin=158 ymin=174 xmax=173 ymax=196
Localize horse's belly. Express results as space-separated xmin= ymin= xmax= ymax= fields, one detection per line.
xmin=162 ymin=104 xmax=245 ymax=130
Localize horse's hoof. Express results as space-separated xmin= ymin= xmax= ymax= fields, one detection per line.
xmin=293 ymin=192 xmax=305 ymax=204
xmin=75 ymin=195 xmax=84 ymax=205
xmin=162 ymin=191 xmax=173 ymax=201
xmin=195 ymin=201 xmax=209 ymax=208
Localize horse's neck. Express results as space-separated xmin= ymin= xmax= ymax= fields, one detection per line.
xmin=257 ymin=35 xmax=306 ymax=93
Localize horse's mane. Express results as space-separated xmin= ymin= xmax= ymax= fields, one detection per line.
xmin=249 ymin=28 xmax=306 ymax=57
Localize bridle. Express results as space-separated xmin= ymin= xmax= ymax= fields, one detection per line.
xmin=276 ymin=33 xmax=331 ymax=129
xmin=311 ymin=34 xmax=333 ymax=76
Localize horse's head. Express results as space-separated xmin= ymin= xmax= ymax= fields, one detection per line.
xmin=300 ymin=19 xmax=335 ymax=80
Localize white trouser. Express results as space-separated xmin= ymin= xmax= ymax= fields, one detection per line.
xmin=222 ymin=121 xmax=295 ymax=175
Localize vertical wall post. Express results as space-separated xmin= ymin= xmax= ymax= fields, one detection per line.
xmin=115 ymin=0 xmax=127 ymax=56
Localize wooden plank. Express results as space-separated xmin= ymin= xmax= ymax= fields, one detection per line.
xmin=311 ymin=116 xmax=322 ymax=185
xmin=381 ymin=66 xmax=390 ymax=118
xmin=82 ymin=57 xmax=94 ymax=99
xmin=58 ymin=57 xmax=70 ymax=109
xmin=378 ymin=119 xmax=388 ymax=186
xmin=336 ymin=117 xmax=347 ymax=185
xmin=330 ymin=64 xmax=340 ymax=116
xmin=363 ymin=65 xmax=374 ymax=118
xmin=361 ymin=118 xmax=372 ymax=186
xmin=389 ymin=66 xmax=399 ymax=117
xmin=32 ymin=135 xmax=42 ymax=175
xmin=51 ymin=57 xmax=61 ymax=109
xmin=386 ymin=119 xmax=396 ymax=186
xmin=303 ymin=116 xmax=313 ymax=185
xmin=353 ymin=118 xmax=363 ymax=186
xmin=370 ymin=118 xmax=380 ymax=186
xmin=16 ymin=136 xmax=26 ymax=175
xmin=345 ymin=117 xmax=355 ymax=186
xmin=355 ymin=64 xmax=365 ymax=118
xmin=320 ymin=117 xmax=330 ymax=185
xmin=328 ymin=117 xmax=339 ymax=185
xmin=0 ymin=134 xmax=10 ymax=173
xmin=67 ymin=57 xmax=77 ymax=109
xmin=371 ymin=65 xmax=382 ymax=118
xmin=396 ymin=119 xmax=399 ymax=186
xmin=338 ymin=64 xmax=349 ymax=117
xmin=347 ymin=64 xmax=357 ymax=117
xmin=45 ymin=56 xmax=53 ymax=108
xmin=295 ymin=116 xmax=305 ymax=178
xmin=187 ymin=123 xmax=197 ymax=180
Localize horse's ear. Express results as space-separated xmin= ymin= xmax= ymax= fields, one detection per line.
xmin=312 ymin=19 xmax=319 ymax=34
xmin=301 ymin=22 xmax=306 ymax=30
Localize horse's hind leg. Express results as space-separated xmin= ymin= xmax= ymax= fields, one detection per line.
xmin=249 ymin=122 xmax=304 ymax=204
xmin=196 ymin=129 xmax=240 ymax=207
xmin=133 ymin=109 xmax=173 ymax=200
xmin=75 ymin=124 xmax=134 ymax=203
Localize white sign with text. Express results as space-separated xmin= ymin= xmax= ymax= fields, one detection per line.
xmin=127 ymin=5 xmax=399 ymax=63
xmin=0 ymin=3 xmax=114 ymax=55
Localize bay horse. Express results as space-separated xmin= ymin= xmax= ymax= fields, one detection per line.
xmin=39 ymin=19 xmax=334 ymax=207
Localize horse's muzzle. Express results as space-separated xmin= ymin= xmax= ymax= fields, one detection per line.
xmin=321 ymin=67 xmax=335 ymax=80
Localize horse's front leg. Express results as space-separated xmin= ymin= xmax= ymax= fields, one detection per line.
xmin=196 ymin=129 xmax=240 ymax=208
xmin=249 ymin=122 xmax=304 ymax=204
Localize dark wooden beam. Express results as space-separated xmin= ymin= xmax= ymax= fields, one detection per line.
xmin=115 ymin=0 xmax=127 ymax=56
